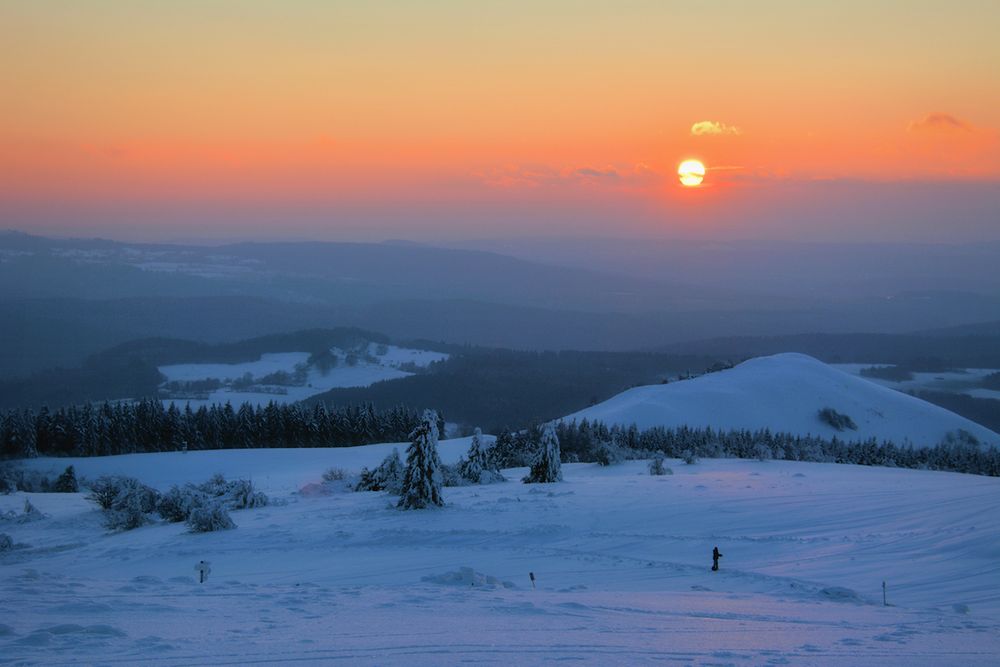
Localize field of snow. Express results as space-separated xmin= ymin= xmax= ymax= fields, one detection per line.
xmin=564 ymin=353 xmax=1000 ymax=448
xmin=159 ymin=344 xmax=449 ymax=409
xmin=832 ymin=363 xmax=1000 ymax=399
xmin=3 ymin=444 xmax=999 ymax=665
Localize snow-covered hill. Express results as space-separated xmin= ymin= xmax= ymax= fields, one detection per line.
xmin=3 ymin=446 xmax=999 ymax=664
xmin=562 ymin=353 xmax=999 ymax=447
xmin=159 ymin=343 xmax=449 ymax=409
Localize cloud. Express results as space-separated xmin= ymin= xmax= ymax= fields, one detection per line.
xmin=908 ymin=112 xmax=973 ymax=132
xmin=476 ymin=164 xmax=658 ymax=189
xmin=573 ymin=166 xmax=621 ymax=182
xmin=691 ymin=120 xmax=742 ymax=136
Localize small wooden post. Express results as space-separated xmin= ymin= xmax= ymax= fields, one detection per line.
xmin=882 ymin=580 xmax=887 ymax=606
xmin=529 ymin=572 xmax=536 ymax=590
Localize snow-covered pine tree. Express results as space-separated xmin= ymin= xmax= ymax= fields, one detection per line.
xmin=356 ymin=448 xmax=405 ymax=493
xmin=53 ymin=465 xmax=79 ymax=493
xmin=375 ymin=448 xmax=404 ymax=494
xmin=523 ymin=423 xmax=562 ymax=483
xmin=460 ymin=428 xmax=487 ymax=483
xmin=398 ymin=410 xmax=444 ymax=509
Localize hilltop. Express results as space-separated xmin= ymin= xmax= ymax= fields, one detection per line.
xmin=563 ymin=353 xmax=1000 ymax=448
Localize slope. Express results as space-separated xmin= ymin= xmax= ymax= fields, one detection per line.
xmin=3 ymin=448 xmax=999 ymax=665
xmin=562 ymin=353 xmax=1000 ymax=447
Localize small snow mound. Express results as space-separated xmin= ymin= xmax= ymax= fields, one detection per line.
xmin=820 ymin=586 xmax=863 ymax=603
xmin=298 ymin=482 xmax=334 ymax=497
xmin=952 ymin=603 xmax=971 ymax=615
xmin=422 ymin=566 xmax=515 ymax=589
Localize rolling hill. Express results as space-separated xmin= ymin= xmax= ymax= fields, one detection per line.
xmin=562 ymin=353 xmax=1000 ymax=448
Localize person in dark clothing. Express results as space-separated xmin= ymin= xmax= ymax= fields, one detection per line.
xmin=712 ymin=546 xmax=723 ymax=571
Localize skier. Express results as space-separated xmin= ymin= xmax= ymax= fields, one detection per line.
xmin=711 ymin=546 xmax=723 ymax=571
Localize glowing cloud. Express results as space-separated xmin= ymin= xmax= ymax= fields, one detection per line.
xmin=691 ymin=120 xmax=742 ymax=136
xmin=908 ymin=112 xmax=973 ymax=133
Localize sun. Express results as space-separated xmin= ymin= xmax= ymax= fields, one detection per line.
xmin=678 ymin=159 xmax=706 ymax=187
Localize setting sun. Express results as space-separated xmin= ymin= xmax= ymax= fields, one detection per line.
xmin=678 ymin=159 xmax=706 ymax=187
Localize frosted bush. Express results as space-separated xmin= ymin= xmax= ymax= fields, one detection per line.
xmin=197 ymin=473 xmax=231 ymax=498
xmin=0 ymin=533 xmax=13 ymax=551
xmin=478 ymin=468 xmax=506 ymax=484
xmin=223 ymin=479 xmax=268 ymax=510
xmin=649 ymin=454 xmax=672 ymax=476
xmin=1 ymin=469 xmax=53 ymax=493
xmin=322 ymin=467 xmax=348 ymax=482
xmin=88 ymin=476 xmax=131 ymax=510
xmin=356 ymin=449 xmax=404 ymax=493
xmin=195 ymin=474 xmax=268 ymax=510
xmin=157 ymin=485 xmax=206 ymax=523
xmin=104 ymin=485 xmax=159 ymax=531
xmin=818 ymin=407 xmax=857 ymax=431
xmin=88 ymin=476 xmax=160 ymax=531
xmin=594 ymin=442 xmax=625 ymax=467
xmin=441 ymin=462 xmax=469 ymax=487
xmin=0 ymin=466 xmax=14 ymax=494
xmin=186 ymin=502 xmax=236 ymax=533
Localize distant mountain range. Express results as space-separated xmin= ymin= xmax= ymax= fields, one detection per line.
xmin=3 ymin=231 xmax=1000 ymax=380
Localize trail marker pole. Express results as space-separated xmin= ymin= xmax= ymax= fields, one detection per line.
xmin=882 ymin=580 xmax=887 ymax=606
xmin=196 ymin=560 xmax=212 ymax=584
xmin=529 ymin=572 xmax=536 ymax=590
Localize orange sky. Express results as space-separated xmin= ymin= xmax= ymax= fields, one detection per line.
xmin=1 ymin=1 xmax=998 ymax=240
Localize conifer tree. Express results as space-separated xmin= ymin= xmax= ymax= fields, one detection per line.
xmin=398 ymin=410 xmax=444 ymax=509
xmin=460 ymin=427 xmax=487 ymax=483
xmin=53 ymin=465 xmax=79 ymax=493
xmin=523 ymin=423 xmax=562 ymax=483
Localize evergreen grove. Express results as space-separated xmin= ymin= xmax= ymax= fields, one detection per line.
xmin=552 ymin=420 xmax=1000 ymax=477
xmin=0 ymin=400 xmax=423 ymax=458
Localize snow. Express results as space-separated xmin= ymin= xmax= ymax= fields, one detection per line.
xmin=832 ymin=363 xmax=1000 ymax=398
xmin=563 ymin=353 xmax=1000 ymax=448
xmin=3 ymin=447 xmax=999 ymax=665
xmin=159 ymin=344 xmax=449 ymax=409
xmin=161 ymin=353 xmax=312 ymax=383
xmin=967 ymin=388 xmax=1000 ymax=400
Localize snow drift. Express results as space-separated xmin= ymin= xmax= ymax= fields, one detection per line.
xmin=562 ymin=353 xmax=999 ymax=448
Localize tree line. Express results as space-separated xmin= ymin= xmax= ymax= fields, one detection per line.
xmin=552 ymin=420 xmax=1000 ymax=477
xmin=3 ymin=399 xmax=996 ymax=478
xmin=0 ymin=400 xmax=425 ymax=459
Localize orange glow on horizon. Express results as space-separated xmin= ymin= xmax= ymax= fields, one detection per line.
xmin=0 ymin=1 xmax=998 ymax=237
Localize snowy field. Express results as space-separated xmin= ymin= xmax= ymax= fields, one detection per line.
xmin=565 ymin=354 xmax=1000 ymax=448
xmin=3 ymin=444 xmax=1000 ymax=665
xmin=832 ymin=363 xmax=1000 ymax=401
xmin=159 ymin=344 xmax=449 ymax=409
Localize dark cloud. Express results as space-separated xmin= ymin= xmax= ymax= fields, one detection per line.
xmin=908 ymin=112 xmax=973 ymax=132
xmin=574 ymin=167 xmax=620 ymax=181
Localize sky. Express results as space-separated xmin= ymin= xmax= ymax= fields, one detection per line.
xmin=1 ymin=1 xmax=998 ymax=243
